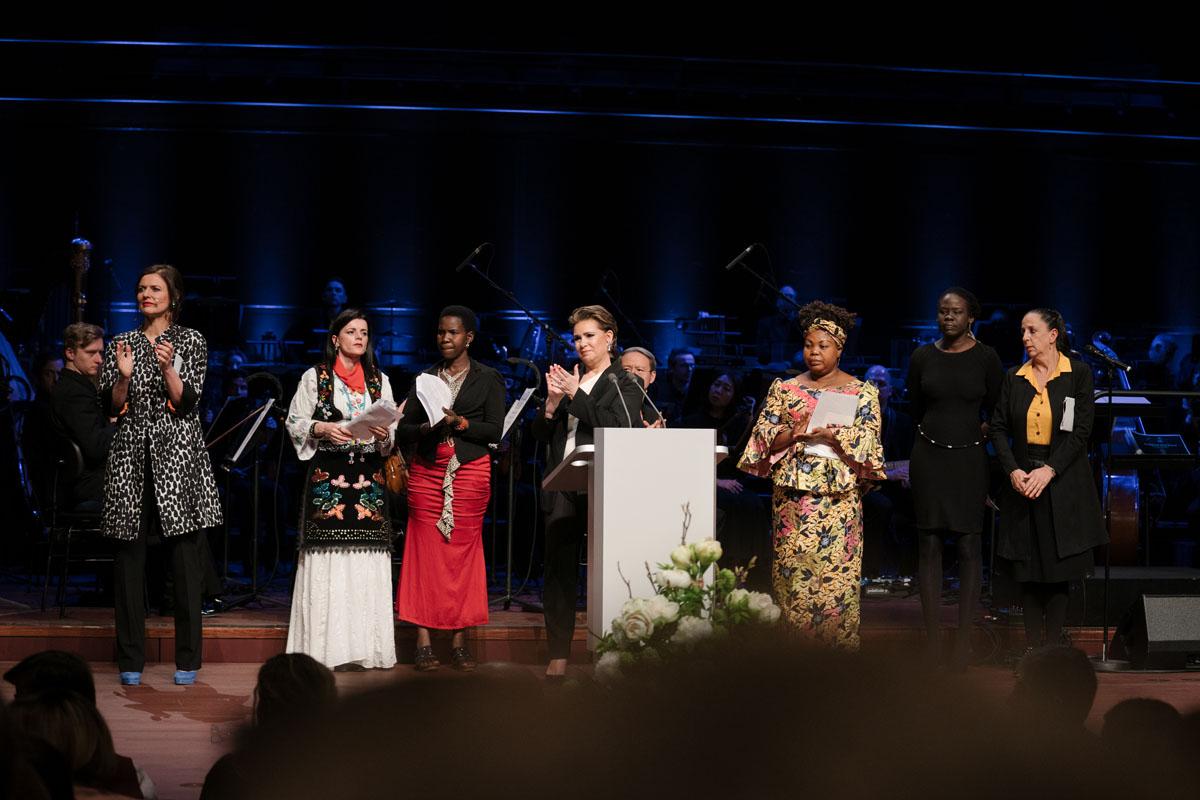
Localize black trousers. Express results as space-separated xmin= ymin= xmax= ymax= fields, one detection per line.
xmin=113 ymin=465 xmax=203 ymax=673
xmin=542 ymin=491 xmax=587 ymax=660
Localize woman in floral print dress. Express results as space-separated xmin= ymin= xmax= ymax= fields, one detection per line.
xmin=739 ymin=302 xmax=884 ymax=649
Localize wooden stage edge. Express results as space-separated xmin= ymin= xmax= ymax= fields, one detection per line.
xmin=0 ymin=603 xmax=1114 ymax=664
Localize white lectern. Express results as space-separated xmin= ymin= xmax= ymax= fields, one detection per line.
xmin=542 ymin=427 xmax=728 ymax=650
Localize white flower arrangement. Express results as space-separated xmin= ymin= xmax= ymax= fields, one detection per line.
xmin=594 ymin=504 xmax=781 ymax=680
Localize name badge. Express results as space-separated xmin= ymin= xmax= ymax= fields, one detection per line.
xmin=1060 ymin=396 xmax=1075 ymax=432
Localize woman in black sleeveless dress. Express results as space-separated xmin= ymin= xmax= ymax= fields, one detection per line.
xmin=906 ymin=288 xmax=1003 ymax=670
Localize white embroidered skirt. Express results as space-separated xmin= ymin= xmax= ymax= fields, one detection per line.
xmin=286 ymin=548 xmax=397 ymax=669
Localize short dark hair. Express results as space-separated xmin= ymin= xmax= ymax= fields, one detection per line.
xmin=254 ymin=653 xmax=337 ymax=728
xmin=1012 ymin=646 xmax=1097 ymax=728
xmin=1029 ymin=308 xmax=1069 ymax=352
xmin=325 ymin=308 xmax=378 ymax=377
xmin=667 ymin=348 xmax=696 ymax=367
xmin=3 ymin=650 xmax=95 ymax=705
xmin=63 ymin=323 xmax=105 ymax=353
xmin=940 ymin=287 xmax=982 ymax=320
xmin=438 ymin=305 xmax=478 ymax=333
xmin=139 ymin=263 xmax=185 ymax=322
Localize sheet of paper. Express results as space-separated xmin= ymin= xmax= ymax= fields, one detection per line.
xmin=501 ymin=387 xmax=536 ymax=439
xmin=415 ymin=373 xmax=454 ymax=425
xmin=340 ymin=397 xmax=399 ymax=440
xmin=804 ymin=391 xmax=858 ymax=459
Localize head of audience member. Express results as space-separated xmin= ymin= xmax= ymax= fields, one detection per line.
xmin=619 ymin=347 xmax=656 ymax=390
xmin=1101 ymin=698 xmax=1189 ymax=788
xmin=567 ymin=305 xmax=618 ymax=372
xmin=864 ymin=365 xmax=893 ymax=409
xmin=31 ymin=352 xmax=63 ymax=398
xmin=137 ymin=263 xmax=184 ymax=326
xmin=1148 ymin=334 xmax=1177 ymax=366
xmin=224 ymin=349 xmax=247 ymax=373
xmin=1021 ymin=308 xmax=1067 ymax=365
xmin=666 ymin=348 xmax=695 ymax=392
xmin=253 ymin=653 xmax=337 ymax=730
xmin=61 ymin=324 xmax=105 ymax=384
xmin=229 ymin=634 xmax=1151 ymax=800
xmin=7 ymin=689 xmax=120 ymax=792
xmin=1010 ymin=646 xmax=1097 ymax=732
xmin=797 ymin=301 xmax=856 ymax=380
xmin=3 ymin=651 xmax=95 ymax=706
xmin=321 ymin=278 xmax=347 ymax=318
xmin=776 ymin=285 xmax=797 ymax=317
xmin=0 ymin=700 xmax=57 ymax=800
xmin=436 ymin=305 xmax=478 ymax=367
xmin=936 ymin=286 xmax=981 ymax=343
xmin=325 ymin=308 xmax=376 ymax=375
xmin=222 ymin=370 xmax=248 ymax=401
xmin=704 ymin=371 xmax=742 ymax=420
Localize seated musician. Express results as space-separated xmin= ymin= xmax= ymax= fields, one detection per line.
xmin=619 ymin=346 xmax=662 ymax=426
xmin=50 ymin=323 xmax=115 ymax=512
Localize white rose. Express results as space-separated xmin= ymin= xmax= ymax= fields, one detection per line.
xmin=694 ymin=538 xmax=723 ymax=567
xmin=655 ymin=569 xmax=693 ymax=590
xmin=670 ymin=616 xmax=714 ymax=646
xmin=595 ymin=650 xmax=623 ymax=682
xmin=646 ymin=594 xmax=680 ymax=624
xmin=727 ymin=588 xmax=750 ymax=609
xmin=670 ymin=545 xmax=694 ymax=569
xmin=621 ymin=598 xmax=648 ymax=616
xmin=748 ymin=592 xmax=781 ymax=623
xmin=621 ymin=608 xmax=655 ymax=642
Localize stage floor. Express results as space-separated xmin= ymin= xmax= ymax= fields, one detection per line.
xmin=0 ymin=583 xmax=1120 ymax=664
xmin=3 ymin=660 xmax=1199 ymax=800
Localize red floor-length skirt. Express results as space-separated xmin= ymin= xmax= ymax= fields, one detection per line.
xmin=395 ymin=442 xmax=490 ymax=629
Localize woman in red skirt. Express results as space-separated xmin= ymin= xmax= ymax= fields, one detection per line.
xmin=396 ymin=306 xmax=505 ymax=670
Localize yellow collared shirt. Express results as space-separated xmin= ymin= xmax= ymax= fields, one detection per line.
xmin=1016 ymin=352 xmax=1072 ymax=445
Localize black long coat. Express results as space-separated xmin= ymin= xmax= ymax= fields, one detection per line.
xmin=989 ymin=355 xmax=1107 ymax=561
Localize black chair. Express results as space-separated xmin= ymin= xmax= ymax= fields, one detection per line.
xmin=40 ymin=435 xmax=109 ymax=617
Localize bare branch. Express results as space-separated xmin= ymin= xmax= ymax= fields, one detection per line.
xmin=616 ymin=561 xmax=634 ymax=599
xmin=679 ymin=501 xmax=693 ymax=545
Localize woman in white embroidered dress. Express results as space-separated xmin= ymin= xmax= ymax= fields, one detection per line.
xmin=284 ymin=309 xmax=397 ymax=670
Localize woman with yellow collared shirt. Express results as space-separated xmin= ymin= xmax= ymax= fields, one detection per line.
xmin=989 ymin=308 xmax=1107 ymax=650
xmin=739 ymin=301 xmax=885 ymax=650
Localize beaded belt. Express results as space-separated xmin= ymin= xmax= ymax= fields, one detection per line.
xmin=917 ymin=424 xmax=984 ymax=450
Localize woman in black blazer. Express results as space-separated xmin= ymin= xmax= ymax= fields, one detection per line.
xmin=395 ymin=306 xmax=505 ymax=671
xmin=532 ymin=304 xmax=643 ymax=678
xmin=990 ymin=308 xmax=1107 ymax=651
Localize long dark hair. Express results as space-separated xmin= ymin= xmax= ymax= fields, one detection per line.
xmin=325 ymin=307 xmax=378 ymax=377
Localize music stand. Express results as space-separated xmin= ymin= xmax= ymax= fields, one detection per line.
xmin=208 ymin=399 xmax=284 ymax=611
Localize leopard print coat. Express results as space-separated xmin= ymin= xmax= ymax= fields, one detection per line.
xmin=99 ymin=324 xmax=223 ymax=540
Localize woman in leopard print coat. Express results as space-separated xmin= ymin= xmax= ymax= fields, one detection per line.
xmin=100 ymin=264 xmax=222 ymax=687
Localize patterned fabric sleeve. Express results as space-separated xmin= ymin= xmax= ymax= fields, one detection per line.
xmin=831 ymin=382 xmax=886 ymax=481
xmin=286 ymin=368 xmax=320 ymax=461
xmin=738 ymin=378 xmax=789 ymax=478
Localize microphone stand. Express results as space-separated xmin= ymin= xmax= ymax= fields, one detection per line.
xmin=457 ymin=249 xmax=567 ymax=365
xmin=724 ymin=244 xmax=802 ymax=312
xmin=491 ymin=359 xmax=544 ymax=613
xmin=599 ymin=270 xmax=650 ymax=347
xmin=1092 ymin=363 xmax=1127 ymax=670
